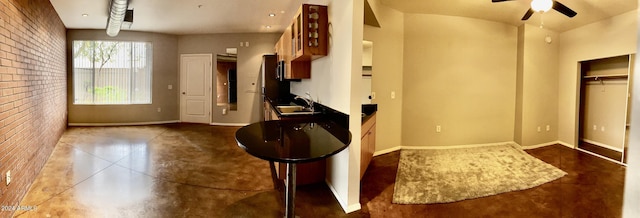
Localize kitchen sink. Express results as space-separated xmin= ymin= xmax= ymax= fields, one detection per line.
xmin=275 ymin=105 xmax=319 ymax=115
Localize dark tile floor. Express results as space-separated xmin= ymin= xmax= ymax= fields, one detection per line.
xmin=14 ymin=124 xmax=625 ymax=217
xmin=360 ymin=145 xmax=626 ymax=218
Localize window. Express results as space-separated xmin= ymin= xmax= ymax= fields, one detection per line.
xmin=72 ymin=40 xmax=152 ymax=105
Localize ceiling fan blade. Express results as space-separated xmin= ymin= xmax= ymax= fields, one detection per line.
xmin=552 ymin=1 xmax=577 ymax=18
xmin=521 ymin=9 xmax=534 ymax=20
xmin=492 ymin=0 xmax=514 ymax=2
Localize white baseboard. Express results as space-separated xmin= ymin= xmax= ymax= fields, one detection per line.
xmin=68 ymin=120 xmax=180 ymax=126
xmin=401 ymin=141 xmax=517 ymax=150
xmin=581 ymin=138 xmax=624 ymax=152
xmin=557 ymin=141 xmax=575 ymax=149
xmin=209 ymin=122 xmax=250 ymax=127
xmin=344 ymin=203 xmax=362 ymax=214
xmin=522 ymin=141 xmax=561 ymax=150
xmin=373 ymin=146 xmax=401 ymax=156
xmin=324 ymin=180 xmax=361 ymax=213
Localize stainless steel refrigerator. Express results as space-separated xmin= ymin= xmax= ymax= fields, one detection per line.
xmin=261 ymin=54 xmax=290 ymax=103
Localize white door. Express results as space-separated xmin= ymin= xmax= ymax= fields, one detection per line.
xmin=180 ymin=54 xmax=212 ymax=123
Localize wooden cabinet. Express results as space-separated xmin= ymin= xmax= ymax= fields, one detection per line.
xmin=263 ymin=101 xmax=279 ymax=121
xmin=291 ymin=4 xmax=328 ymax=61
xmin=274 ymin=4 xmax=327 ymax=80
xmin=360 ymin=113 xmax=376 ymax=179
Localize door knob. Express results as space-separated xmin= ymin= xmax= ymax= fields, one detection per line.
xmin=182 ymin=92 xmax=186 ymax=95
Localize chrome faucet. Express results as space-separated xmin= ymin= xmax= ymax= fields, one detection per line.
xmin=295 ymin=92 xmax=314 ymax=113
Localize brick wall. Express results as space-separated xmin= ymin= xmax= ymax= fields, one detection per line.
xmin=0 ymin=0 xmax=67 ymax=216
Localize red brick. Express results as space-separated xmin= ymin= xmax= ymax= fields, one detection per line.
xmin=0 ymin=0 xmax=66 ymax=214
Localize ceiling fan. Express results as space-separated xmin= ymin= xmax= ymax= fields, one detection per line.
xmin=492 ymin=0 xmax=577 ymax=21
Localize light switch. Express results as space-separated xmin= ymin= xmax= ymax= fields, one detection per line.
xmin=168 ymin=85 xmax=172 ymax=90
xmin=371 ymin=92 xmax=376 ymax=99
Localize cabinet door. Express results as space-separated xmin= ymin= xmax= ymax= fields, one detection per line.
xmin=360 ymin=133 xmax=370 ymax=179
xmin=274 ymin=37 xmax=281 ymax=55
xmin=283 ymin=26 xmax=293 ymax=79
xmin=264 ymin=102 xmax=270 ymax=121
xmin=270 ymin=108 xmax=280 ymax=121
xmin=368 ymin=125 xmax=376 ymax=158
xmin=293 ymin=8 xmax=304 ymax=58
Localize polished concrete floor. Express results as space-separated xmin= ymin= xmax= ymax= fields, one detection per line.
xmin=15 ymin=124 xmax=625 ymax=217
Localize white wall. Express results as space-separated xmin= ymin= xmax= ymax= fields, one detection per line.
xmin=401 ymin=13 xmax=517 ymax=147
xmin=361 ymin=77 xmax=372 ymax=104
xmin=514 ymin=24 xmax=560 ymax=147
xmin=178 ymin=33 xmax=280 ymax=125
xmin=289 ymin=0 xmax=364 ymax=212
xmin=623 ymin=6 xmax=640 ymax=215
xmin=363 ymin=0 xmax=404 ymax=153
xmin=558 ymin=10 xmax=637 ymax=146
xmin=581 ymin=77 xmax=629 ymax=150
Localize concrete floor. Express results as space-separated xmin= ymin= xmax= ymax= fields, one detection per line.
xmin=14 ymin=123 xmax=625 ymax=217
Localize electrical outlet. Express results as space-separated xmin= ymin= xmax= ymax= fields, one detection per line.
xmin=371 ymin=92 xmax=376 ymax=100
xmin=537 ymin=126 xmax=541 ymax=132
xmin=601 ymin=126 xmax=605 ymax=132
xmin=391 ymin=91 xmax=396 ymax=99
xmin=593 ymin=125 xmax=597 ymax=130
xmin=222 ymin=108 xmax=227 ymax=115
xmin=6 ymin=170 xmax=10 ymax=186
xmin=546 ymin=125 xmax=550 ymax=131
xmin=436 ymin=125 xmax=441 ymax=133
xmin=157 ymin=108 xmax=161 ymax=112
xmin=168 ymin=85 xmax=172 ymax=90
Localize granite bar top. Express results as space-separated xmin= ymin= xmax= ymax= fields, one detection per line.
xmin=235 ymin=120 xmax=352 ymax=163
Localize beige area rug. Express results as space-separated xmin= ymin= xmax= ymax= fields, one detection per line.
xmin=392 ymin=143 xmax=567 ymax=204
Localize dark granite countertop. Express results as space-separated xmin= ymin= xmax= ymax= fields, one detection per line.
xmin=265 ymin=95 xmax=350 ymax=129
xmin=265 ymin=96 xmax=377 ymax=128
xmin=235 ymin=120 xmax=352 ymax=163
xmin=361 ymin=104 xmax=377 ymax=123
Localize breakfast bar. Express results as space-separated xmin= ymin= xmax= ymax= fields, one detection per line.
xmin=235 ymin=120 xmax=351 ymax=218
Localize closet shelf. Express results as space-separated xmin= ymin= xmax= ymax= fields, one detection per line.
xmin=583 ymin=74 xmax=628 ymax=80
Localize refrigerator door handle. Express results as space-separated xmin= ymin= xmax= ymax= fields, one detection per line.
xmin=276 ymin=61 xmax=283 ymax=81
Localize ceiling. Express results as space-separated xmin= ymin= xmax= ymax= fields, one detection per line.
xmin=50 ymin=0 xmax=637 ymax=35
xmin=379 ymin=0 xmax=637 ymax=32
xmin=49 ymin=0 xmax=323 ymax=35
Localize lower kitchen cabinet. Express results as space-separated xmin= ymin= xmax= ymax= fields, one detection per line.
xmin=361 ymin=113 xmax=376 ymax=179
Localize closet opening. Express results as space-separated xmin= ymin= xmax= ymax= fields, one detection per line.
xmin=577 ymin=54 xmax=634 ymax=164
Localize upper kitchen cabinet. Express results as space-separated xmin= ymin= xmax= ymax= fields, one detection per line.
xmin=275 ymin=4 xmax=328 ymax=80
xmin=291 ymin=4 xmax=328 ymax=61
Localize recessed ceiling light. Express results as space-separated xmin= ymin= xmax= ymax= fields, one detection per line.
xmin=268 ymin=13 xmax=276 ymax=17
xmin=266 ymin=25 xmax=271 ymax=29
xmin=82 ymin=13 xmax=88 ymax=17
xmin=280 ymin=10 xmax=285 ymax=14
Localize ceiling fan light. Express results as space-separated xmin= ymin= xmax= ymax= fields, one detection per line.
xmin=531 ymin=0 xmax=553 ymax=13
